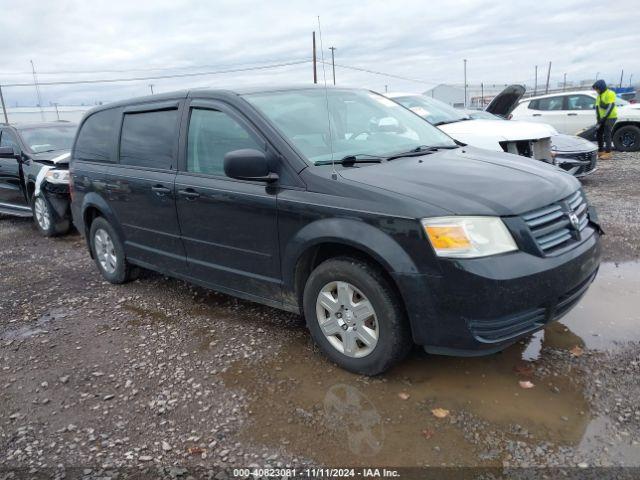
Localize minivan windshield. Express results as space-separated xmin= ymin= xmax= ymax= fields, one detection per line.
xmin=391 ymin=95 xmax=471 ymax=125
xmin=244 ymin=89 xmax=457 ymax=165
xmin=18 ymin=125 xmax=77 ymax=154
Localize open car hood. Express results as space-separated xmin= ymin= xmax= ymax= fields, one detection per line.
xmin=485 ymin=85 xmax=526 ymax=118
xmin=31 ymin=150 xmax=71 ymax=165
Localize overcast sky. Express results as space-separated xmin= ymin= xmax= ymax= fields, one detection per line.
xmin=1 ymin=0 xmax=638 ymax=107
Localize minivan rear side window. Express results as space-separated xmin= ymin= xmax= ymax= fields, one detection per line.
xmin=74 ymin=108 xmax=119 ymax=162
xmin=187 ymin=108 xmax=263 ymax=177
xmin=120 ymin=109 xmax=178 ymax=169
xmin=536 ymin=96 xmax=564 ymax=111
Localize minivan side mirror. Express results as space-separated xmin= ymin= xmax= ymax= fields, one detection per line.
xmin=0 ymin=146 xmax=19 ymax=159
xmin=224 ymin=149 xmax=278 ymax=183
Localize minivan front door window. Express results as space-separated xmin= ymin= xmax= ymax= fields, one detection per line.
xmin=245 ymin=89 xmax=457 ymax=165
xmin=187 ymin=108 xmax=264 ymax=176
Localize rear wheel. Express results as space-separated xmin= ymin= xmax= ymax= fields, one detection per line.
xmin=32 ymin=194 xmax=70 ymax=237
xmin=303 ymin=257 xmax=412 ymax=375
xmin=613 ymin=125 xmax=640 ymax=152
xmin=89 ymin=217 xmax=138 ymax=283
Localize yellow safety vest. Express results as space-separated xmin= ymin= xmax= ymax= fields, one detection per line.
xmin=596 ymin=89 xmax=618 ymax=119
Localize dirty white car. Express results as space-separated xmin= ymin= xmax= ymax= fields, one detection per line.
xmin=387 ymin=89 xmax=555 ymax=162
xmin=511 ymin=90 xmax=640 ymax=151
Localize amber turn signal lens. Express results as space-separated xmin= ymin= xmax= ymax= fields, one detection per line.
xmin=425 ymin=225 xmax=471 ymax=250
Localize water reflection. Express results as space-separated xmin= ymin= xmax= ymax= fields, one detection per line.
xmin=324 ymin=384 xmax=384 ymax=456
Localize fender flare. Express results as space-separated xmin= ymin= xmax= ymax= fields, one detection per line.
xmin=80 ymin=192 xmax=125 ymax=242
xmin=282 ymin=217 xmax=419 ymax=294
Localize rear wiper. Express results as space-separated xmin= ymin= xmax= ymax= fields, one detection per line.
xmin=386 ymin=145 xmax=457 ymax=161
xmin=315 ymin=154 xmax=384 ymax=166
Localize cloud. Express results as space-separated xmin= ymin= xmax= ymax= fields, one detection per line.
xmin=0 ymin=0 xmax=637 ymax=106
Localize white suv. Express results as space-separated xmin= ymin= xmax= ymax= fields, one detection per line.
xmin=511 ymin=90 xmax=640 ymax=151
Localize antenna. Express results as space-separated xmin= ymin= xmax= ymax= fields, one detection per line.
xmin=317 ymin=16 xmax=337 ymax=179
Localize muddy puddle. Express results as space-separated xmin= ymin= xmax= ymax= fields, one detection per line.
xmin=1 ymin=309 xmax=68 ymax=342
xmin=218 ymin=262 xmax=640 ymax=466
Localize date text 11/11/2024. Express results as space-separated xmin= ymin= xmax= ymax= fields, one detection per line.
xmin=232 ymin=468 xmax=401 ymax=478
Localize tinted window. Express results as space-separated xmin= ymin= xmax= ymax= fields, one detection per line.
xmin=74 ymin=109 xmax=119 ymax=162
xmin=120 ymin=109 xmax=178 ymax=169
xmin=527 ymin=100 xmax=539 ymax=110
xmin=566 ymin=95 xmax=595 ymax=110
xmin=0 ymin=130 xmax=19 ymax=150
xmin=187 ymin=108 xmax=263 ymax=176
xmin=536 ymin=97 xmax=564 ymax=111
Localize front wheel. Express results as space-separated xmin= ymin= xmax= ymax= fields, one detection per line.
xmin=303 ymin=257 xmax=412 ymax=375
xmin=613 ymin=125 xmax=640 ymax=152
xmin=32 ymin=194 xmax=70 ymax=237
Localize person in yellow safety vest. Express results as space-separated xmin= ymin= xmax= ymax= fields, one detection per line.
xmin=592 ymin=79 xmax=618 ymax=160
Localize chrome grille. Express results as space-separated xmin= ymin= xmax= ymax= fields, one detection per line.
xmin=522 ymin=190 xmax=589 ymax=254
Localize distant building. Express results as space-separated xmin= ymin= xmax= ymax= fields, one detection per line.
xmin=423 ymin=83 xmax=511 ymax=109
xmin=1 ymin=105 xmax=92 ymax=124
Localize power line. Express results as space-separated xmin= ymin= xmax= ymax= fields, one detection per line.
xmin=0 ymin=57 xmax=312 ymax=76
xmin=323 ymin=61 xmax=438 ymax=85
xmin=2 ymin=60 xmax=312 ymax=88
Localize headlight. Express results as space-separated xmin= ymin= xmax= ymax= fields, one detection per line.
xmin=421 ymin=216 xmax=518 ymax=258
xmin=45 ymin=169 xmax=70 ymax=184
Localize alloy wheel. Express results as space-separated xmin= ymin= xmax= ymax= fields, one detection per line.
xmin=94 ymin=228 xmax=117 ymax=274
xmin=34 ymin=196 xmax=51 ymax=231
xmin=315 ymin=281 xmax=379 ymax=358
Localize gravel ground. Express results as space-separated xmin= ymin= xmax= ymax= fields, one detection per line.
xmin=1 ymin=151 xmax=639 ymax=479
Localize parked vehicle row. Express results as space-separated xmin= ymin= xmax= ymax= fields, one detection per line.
xmin=511 ymin=89 xmax=640 ymax=151
xmin=0 ymin=122 xmax=75 ymax=235
xmin=386 ymin=91 xmax=598 ymax=177
xmin=65 ymin=86 xmax=601 ymax=375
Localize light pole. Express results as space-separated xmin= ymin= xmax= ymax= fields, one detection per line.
xmin=149 ymin=84 xmax=155 ymax=95
xmin=463 ymin=59 xmax=467 ymax=108
xmin=329 ymin=46 xmax=336 ymax=85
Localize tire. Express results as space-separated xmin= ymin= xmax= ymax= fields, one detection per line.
xmin=89 ymin=216 xmax=138 ymax=284
xmin=613 ymin=124 xmax=640 ymax=152
xmin=303 ymin=257 xmax=412 ymax=375
xmin=32 ymin=194 xmax=70 ymax=237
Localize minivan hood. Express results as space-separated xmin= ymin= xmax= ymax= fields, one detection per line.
xmin=338 ymin=146 xmax=578 ymax=216
xmin=485 ymin=84 xmax=526 ymax=117
xmin=440 ymin=118 xmax=555 ymax=141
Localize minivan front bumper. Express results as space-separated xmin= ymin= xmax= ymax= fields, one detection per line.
xmin=393 ymin=229 xmax=601 ymax=355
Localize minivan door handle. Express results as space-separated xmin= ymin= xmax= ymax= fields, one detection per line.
xmin=151 ymin=185 xmax=172 ymax=196
xmin=178 ymin=188 xmax=201 ymax=200
xmin=532 ymin=114 xmax=542 ymax=117
xmin=567 ymin=113 xmax=578 ymax=116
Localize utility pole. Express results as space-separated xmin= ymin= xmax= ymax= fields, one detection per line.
xmin=481 ymin=82 xmax=484 ymax=107
xmin=329 ymin=46 xmax=336 ymax=85
xmin=463 ymin=59 xmax=467 ymax=108
xmin=384 ymin=85 xmax=388 ymax=93
xmin=619 ymin=69 xmax=624 ymax=88
xmin=534 ymin=65 xmax=538 ymax=96
xmin=149 ymin=84 xmax=155 ymax=95
xmin=595 ymin=72 xmax=599 ymax=80
xmin=545 ymin=61 xmax=552 ymax=94
xmin=0 ymin=84 xmax=8 ymax=124
xmin=312 ymin=31 xmax=317 ymax=84
xmin=563 ymin=73 xmax=567 ymax=91
xmin=30 ymin=60 xmax=45 ymax=121
xmin=630 ymin=74 xmax=634 ymax=87
xmin=53 ymin=102 xmax=60 ymax=121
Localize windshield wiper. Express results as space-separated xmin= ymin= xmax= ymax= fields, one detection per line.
xmin=385 ymin=145 xmax=457 ymax=161
xmin=315 ymin=154 xmax=385 ymax=166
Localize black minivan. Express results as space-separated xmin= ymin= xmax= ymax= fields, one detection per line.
xmin=70 ymin=87 xmax=601 ymax=375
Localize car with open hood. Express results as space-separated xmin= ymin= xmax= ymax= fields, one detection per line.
xmin=70 ymin=86 xmax=601 ymax=375
xmin=463 ymin=110 xmax=597 ymax=177
xmin=0 ymin=122 xmax=76 ymax=235
xmin=386 ymin=89 xmax=556 ymax=163
xmin=509 ymin=89 xmax=640 ymax=151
